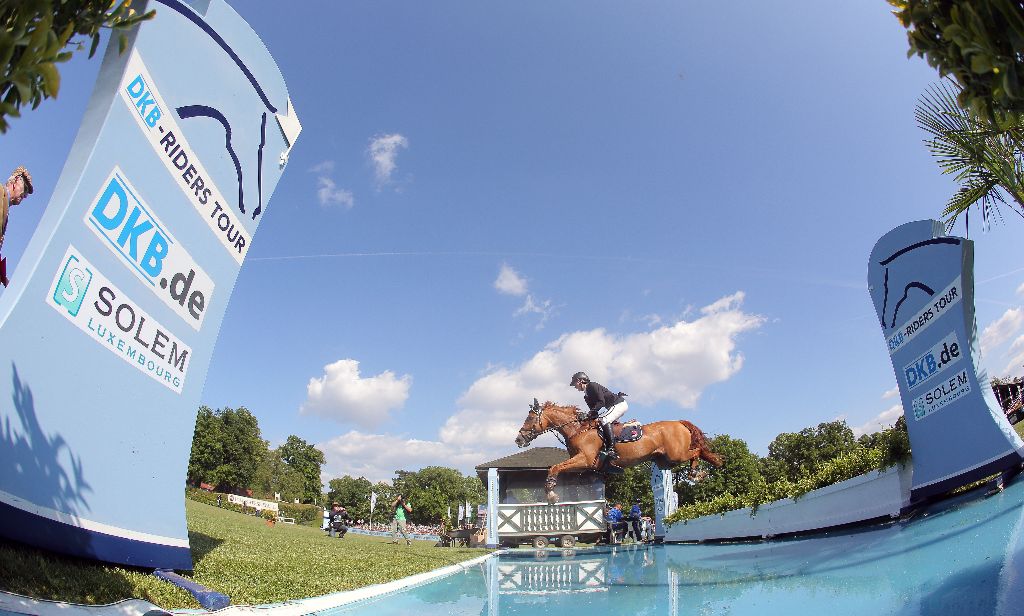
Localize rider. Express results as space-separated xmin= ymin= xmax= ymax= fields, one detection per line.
xmin=570 ymin=371 xmax=627 ymax=472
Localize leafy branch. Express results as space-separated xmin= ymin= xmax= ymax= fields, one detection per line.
xmin=0 ymin=0 xmax=155 ymax=133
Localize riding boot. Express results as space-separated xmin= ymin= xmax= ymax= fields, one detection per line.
xmin=601 ymin=423 xmax=618 ymax=460
xmin=600 ymin=423 xmax=623 ymax=474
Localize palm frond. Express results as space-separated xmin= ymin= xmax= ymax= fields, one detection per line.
xmin=916 ymin=80 xmax=1024 ymax=230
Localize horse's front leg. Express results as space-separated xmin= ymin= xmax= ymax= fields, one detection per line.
xmin=545 ymin=455 xmax=590 ymax=504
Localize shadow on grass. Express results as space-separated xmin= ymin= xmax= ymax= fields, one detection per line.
xmin=187 ymin=530 xmax=224 ymax=566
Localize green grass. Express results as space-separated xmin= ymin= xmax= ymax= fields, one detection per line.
xmin=0 ymin=499 xmax=490 ymax=610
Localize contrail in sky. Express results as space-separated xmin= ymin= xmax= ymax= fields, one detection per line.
xmin=246 ymin=251 xmax=864 ymax=288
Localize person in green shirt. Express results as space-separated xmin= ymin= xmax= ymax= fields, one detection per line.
xmin=391 ymin=494 xmax=412 ymax=546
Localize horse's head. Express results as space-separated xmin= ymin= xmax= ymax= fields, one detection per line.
xmin=515 ymin=398 xmax=546 ymax=448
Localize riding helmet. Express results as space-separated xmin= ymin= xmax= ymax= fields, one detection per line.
xmin=570 ymin=371 xmax=590 ymax=386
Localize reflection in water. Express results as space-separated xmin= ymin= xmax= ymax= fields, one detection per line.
xmin=328 ymin=479 xmax=1024 ymax=615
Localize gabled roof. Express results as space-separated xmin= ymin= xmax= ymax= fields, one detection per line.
xmin=476 ymin=447 xmax=568 ymax=471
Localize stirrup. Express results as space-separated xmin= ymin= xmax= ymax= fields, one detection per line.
xmin=603 ymin=462 xmax=624 ymax=475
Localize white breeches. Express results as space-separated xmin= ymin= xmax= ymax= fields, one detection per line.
xmin=600 ymin=401 xmax=628 ymax=425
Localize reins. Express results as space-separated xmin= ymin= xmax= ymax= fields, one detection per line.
xmin=525 ymin=402 xmax=596 ymax=447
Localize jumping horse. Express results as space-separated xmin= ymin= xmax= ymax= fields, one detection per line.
xmin=515 ymin=399 xmax=723 ymax=504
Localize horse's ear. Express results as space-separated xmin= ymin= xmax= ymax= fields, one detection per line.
xmin=533 ymin=398 xmax=540 ymax=412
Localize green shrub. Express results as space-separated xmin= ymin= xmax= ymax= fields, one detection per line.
xmin=278 ymin=501 xmax=322 ymax=526
xmin=184 ymin=488 xmax=323 ymax=524
xmin=665 ymin=439 xmax=910 ymax=526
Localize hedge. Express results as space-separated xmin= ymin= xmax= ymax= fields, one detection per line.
xmin=184 ymin=488 xmax=323 ymax=525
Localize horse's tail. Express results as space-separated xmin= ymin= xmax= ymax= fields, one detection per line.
xmin=680 ymin=420 xmax=723 ymax=467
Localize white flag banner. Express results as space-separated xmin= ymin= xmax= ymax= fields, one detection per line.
xmin=370 ymin=492 xmax=378 ymax=512
xmin=466 ymin=500 xmax=471 ymax=521
xmin=458 ymin=504 xmax=465 ymax=521
xmin=447 ymin=505 xmax=452 ymax=520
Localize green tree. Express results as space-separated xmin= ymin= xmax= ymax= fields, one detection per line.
xmin=252 ymin=448 xmax=305 ymax=503
xmin=858 ymin=415 xmax=912 ymax=469
xmin=889 ymin=0 xmax=1024 ymax=124
xmin=213 ymin=406 xmax=265 ymax=494
xmin=278 ymin=435 xmax=325 ymax=504
xmin=370 ymin=481 xmax=397 ymax=526
xmin=675 ymin=435 xmax=762 ymax=506
xmin=1 ymin=0 xmax=155 ymax=132
xmin=186 ymin=405 xmax=223 ymax=487
xmin=761 ymin=420 xmax=858 ymax=484
xmin=916 ymin=80 xmax=1024 ymax=228
xmin=326 ymin=475 xmax=373 ymax=520
xmin=392 ymin=466 xmax=480 ymax=525
xmin=605 ymin=464 xmax=655 ymax=516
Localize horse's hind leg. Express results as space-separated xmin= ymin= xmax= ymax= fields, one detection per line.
xmin=688 ymin=451 xmax=708 ymax=481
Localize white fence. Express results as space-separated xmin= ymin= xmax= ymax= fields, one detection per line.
xmin=664 ymin=462 xmax=914 ymax=542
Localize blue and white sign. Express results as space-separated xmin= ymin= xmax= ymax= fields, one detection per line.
xmin=867 ymin=220 xmax=1023 ymax=500
xmin=0 ymin=0 xmax=300 ymax=569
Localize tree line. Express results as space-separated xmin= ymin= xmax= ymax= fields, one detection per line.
xmin=607 ymin=417 xmax=910 ymax=518
xmin=186 ymin=406 xmax=486 ymax=525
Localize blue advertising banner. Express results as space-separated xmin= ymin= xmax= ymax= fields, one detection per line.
xmin=0 ymin=0 xmax=299 ymax=569
xmin=867 ymin=220 xmax=1023 ymax=500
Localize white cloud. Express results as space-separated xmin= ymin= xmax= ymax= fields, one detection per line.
xmin=318 ymin=431 xmax=486 ymax=484
xmin=851 ymin=404 xmax=904 ymax=438
xmin=999 ymin=334 xmax=1024 ymax=376
xmin=368 ymin=133 xmax=408 ymax=185
xmin=313 ymin=293 xmax=763 ymax=482
xmin=300 ymin=359 xmax=411 ymax=427
xmin=316 ymin=177 xmax=354 ymax=208
xmin=1017 ymin=282 xmax=1024 ymax=296
xmin=309 ymin=160 xmax=335 ymax=174
xmin=882 ymin=387 xmax=899 ymax=400
xmin=494 ymin=263 xmax=528 ymax=296
xmin=438 ymin=292 xmax=765 ymax=451
xmin=514 ymin=295 xmax=554 ymax=329
xmin=981 ymin=307 xmax=1024 ymax=355
xmin=495 ymin=263 xmax=554 ymax=329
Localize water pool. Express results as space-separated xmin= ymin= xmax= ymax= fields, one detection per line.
xmin=320 ymin=478 xmax=1024 ymax=615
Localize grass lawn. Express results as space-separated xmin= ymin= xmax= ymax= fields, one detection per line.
xmin=0 ymin=498 xmax=490 ymax=610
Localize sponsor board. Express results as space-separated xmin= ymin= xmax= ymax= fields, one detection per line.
xmin=911 ymin=368 xmax=971 ymax=421
xmin=85 ymin=167 xmax=214 ymax=331
xmin=119 ymin=50 xmax=249 ymax=264
xmin=46 ymin=246 xmax=192 ymax=393
xmin=903 ymin=331 xmax=962 ymax=390
xmin=886 ymin=277 xmax=962 ymax=355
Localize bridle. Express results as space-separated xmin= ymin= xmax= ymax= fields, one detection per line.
xmin=517 ymin=398 xmax=593 ymax=447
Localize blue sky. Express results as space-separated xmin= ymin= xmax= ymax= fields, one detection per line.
xmin=5 ymin=1 xmax=1024 ymax=485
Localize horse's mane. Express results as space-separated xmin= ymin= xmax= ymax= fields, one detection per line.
xmin=542 ymin=401 xmax=581 ymax=413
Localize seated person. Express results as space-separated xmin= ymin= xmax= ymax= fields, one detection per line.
xmin=606 ymin=503 xmax=627 ymax=543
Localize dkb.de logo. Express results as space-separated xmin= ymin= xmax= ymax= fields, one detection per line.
xmin=86 ymin=167 xmax=214 ymax=331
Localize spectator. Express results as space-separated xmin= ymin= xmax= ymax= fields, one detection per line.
xmin=328 ymin=502 xmax=351 ymax=538
xmin=391 ymin=494 xmax=413 ymax=546
xmin=607 ymin=503 xmax=626 ymax=543
xmin=627 ymin=499 xmax=643 ymax=542
xmin=0 ymin=165 xmax=33 ymax=287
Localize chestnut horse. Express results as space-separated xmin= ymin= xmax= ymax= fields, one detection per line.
xmin=515 ymin=399 xmax=723 ymax=504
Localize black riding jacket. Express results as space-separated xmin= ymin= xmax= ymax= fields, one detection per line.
xmin=584 ymin=381 xmax=624 ymax=415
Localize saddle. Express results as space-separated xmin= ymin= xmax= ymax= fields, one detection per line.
xmin=610 ymin=420 xmax=643 ymax=443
